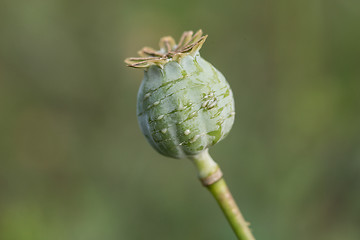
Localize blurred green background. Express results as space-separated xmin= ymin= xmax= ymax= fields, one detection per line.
xmin=1 ymin=0 xmax=359 ymax=239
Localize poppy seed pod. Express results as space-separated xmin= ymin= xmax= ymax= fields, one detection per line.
xmin=125 ymin=30 xmax=235 ymax=159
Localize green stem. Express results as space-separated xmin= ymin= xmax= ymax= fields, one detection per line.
xmin=190 ymin=150 xmax=255 ymax=240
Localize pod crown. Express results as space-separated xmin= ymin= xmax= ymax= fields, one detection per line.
xmin=125 ymin=30 xmax=207 ymax=68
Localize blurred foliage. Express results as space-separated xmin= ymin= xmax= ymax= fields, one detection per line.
xmin=0 ymin=0 xmax=359 ymax=239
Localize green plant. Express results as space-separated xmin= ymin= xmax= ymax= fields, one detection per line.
xmin=125 ymin=30 xmax=255 ymax=240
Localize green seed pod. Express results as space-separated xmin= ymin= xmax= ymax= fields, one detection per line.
xmin=125 ymin=30 xmax=235 ymax=159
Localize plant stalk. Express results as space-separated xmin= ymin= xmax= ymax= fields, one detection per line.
xmin=190 ymin=150 xmax=255 ymax=240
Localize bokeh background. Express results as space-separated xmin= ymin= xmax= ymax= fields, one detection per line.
xmin=1 ymin=0 xmax=359 ymax=239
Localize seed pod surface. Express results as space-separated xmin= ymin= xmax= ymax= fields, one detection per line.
xmin=126 ymin=30 xmax=235 ymax=158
